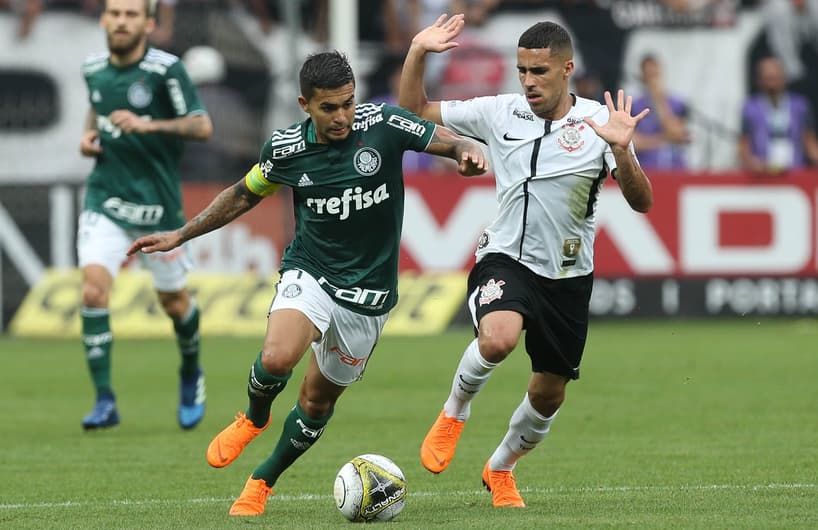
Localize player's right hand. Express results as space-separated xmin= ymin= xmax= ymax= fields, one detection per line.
xmin=411 ymin=13 xmax=465 ymax=54
xmin=127 ymin=231 xmax=183 ymax=256
xmin=80 ymin=130 xmax=102 ymax=157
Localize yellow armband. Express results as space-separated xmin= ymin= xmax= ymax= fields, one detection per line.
xmin=244 ymin=163 xmax=282 ymax=197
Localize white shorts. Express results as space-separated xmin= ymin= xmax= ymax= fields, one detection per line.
xmin=77 ymin=210 xmax=193 ymax=292
xmin=269 ymin=269 xmax=388 ymax=386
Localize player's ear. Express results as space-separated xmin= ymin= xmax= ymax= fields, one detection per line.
xmin=564 ymin=60 xmax=574 ymax=79
xmin=145 ymin=16 xmax=156 ymax=34
xmin=297 ymin=95 xmax=309 ymax=113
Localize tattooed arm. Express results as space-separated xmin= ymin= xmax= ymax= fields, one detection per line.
xmin=108 ymin=111 xmax=213 ymax=141
xmin=127 ymin=177 xmax=267 ymax=255
xmin=423 ymin=125 xmax=488 ymax=176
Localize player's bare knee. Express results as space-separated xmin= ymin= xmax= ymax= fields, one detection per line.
xmin=82 ymin=282 xmax=109 ymax=308
xmin=478 ymin=334 xmax=517 ymax=361
xmin=259 ymin=346 xmax=297 ymax=376
xmin=157 ymin=291 xmax=189 ymax=320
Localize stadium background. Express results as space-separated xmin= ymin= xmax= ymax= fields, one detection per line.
xmin=2 ymin=0 xmax=817 ymax=337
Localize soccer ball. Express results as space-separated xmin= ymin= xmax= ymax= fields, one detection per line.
xmin=333 ymin=454 xmax=407 ymax=522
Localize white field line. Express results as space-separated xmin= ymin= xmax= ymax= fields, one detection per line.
xmin=0 ymin=483 xmax=815 ymax=510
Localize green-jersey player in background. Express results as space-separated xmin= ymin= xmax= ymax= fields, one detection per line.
xmin=78 ymin=0 xmax=213 ymax=430
xmin=129 ymin=50 xmax=487 ymax=516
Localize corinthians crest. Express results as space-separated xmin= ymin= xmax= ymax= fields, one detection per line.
xmin=354 ymin=147 xmax=381 ymax=176
xmin=557 ymin=123 xmax=585 ymax=152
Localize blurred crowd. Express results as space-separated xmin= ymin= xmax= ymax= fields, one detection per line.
xmin=1 ymin=0 xmax=817 ymax=177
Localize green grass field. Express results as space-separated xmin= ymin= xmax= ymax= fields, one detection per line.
xmin=1 ymin=319 xmax=817 ymax=529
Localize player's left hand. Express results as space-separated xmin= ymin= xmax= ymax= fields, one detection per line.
xmin=584 ymin=89 xmax=650 ymax=150
xmin=457 ymin=147 xmax=488 ymax=176
xmin=127 ymin=231 xmax=183 ymax=256
xmin=110 ymin=109 xmax=153 ymax=134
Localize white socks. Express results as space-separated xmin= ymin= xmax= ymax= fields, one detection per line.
xmin=442 ymin=339 xmax=498 ymax=421
xmin=489 ymin=394 xmax=557 ymax=471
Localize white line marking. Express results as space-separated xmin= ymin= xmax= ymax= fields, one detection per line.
xmin=1 ymin=483 xmax=815 ymax=510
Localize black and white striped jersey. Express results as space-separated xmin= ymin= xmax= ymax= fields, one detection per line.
xmin=441 ymin=93 xmax=634 ymax=279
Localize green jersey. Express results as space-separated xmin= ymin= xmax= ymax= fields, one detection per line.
xmin=249 ymin=103 xmax=435 ymax=316
xmin=81 ymin=47 xmax=207 ymax=231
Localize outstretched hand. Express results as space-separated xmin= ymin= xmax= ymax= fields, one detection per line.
xmin=584 ymin=89 xmax=650 ymax=150
xmin=127 ymin=231 xmax=183 ymax=256
xmin=411 ymin=13 xmax=465 ymax=54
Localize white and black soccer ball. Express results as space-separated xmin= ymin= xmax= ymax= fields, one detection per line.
xmin=333 ymin=454 xmax=407 ymax=522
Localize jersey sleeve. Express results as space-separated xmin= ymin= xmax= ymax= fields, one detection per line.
xmin=382 ymin=104 xmax=436 ymax=153
xmin=164 ymin=60 xmax=208 ymax=117
xmin=439 ymin=96 xmax=497 ymax=140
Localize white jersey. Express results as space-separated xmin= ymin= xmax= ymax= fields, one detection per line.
xmin=441 ymin=93 xmax=628 ymax=279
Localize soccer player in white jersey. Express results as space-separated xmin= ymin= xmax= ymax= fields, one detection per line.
xmin=399 ymin=14 xmax=653 ymax=507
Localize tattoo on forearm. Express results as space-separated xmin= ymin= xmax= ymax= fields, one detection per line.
xmin=179 ymin=183 xmax=261 ymax=241
xmin=427 ymin=128 xmax=463 ymax=159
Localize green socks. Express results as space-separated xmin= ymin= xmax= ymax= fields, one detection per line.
xmin=246 ymin=353 xmax=291 ymax=427
xmin=173 ymin=303 xmax=200 ymax=379
xmin=81 ymin=306 xmax=114 ymax=400
xmin=252 ymin=401 xmax=332 ymax=487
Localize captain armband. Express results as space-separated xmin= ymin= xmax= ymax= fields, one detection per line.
xmin=244 ymin=163 xmax=282 ymax=197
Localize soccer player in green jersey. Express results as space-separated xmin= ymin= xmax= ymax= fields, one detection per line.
xmin=78 ymin=0 xmax=213 ymax=430
xmin=128 ymin=50 xmax=487 ymax=516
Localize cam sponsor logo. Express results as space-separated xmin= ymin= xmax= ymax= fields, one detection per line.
xmin=306 ymin=183 xmax=389 ymax=220
xmin=102 ymin=197 xmax=164 ymax=225
xmin=387 ymin=114 xmax=426 ymax=137
xmin=272 ymin=140 xmax=306 ymax=158
xmin=332 ymin=346 xmax=365 ymax=366
xmin=318 ymin=276 xmax=390 ymax=308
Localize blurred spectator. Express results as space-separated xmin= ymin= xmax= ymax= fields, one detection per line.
xmin=2 ymin=0 xmax=97 ymax=39
xmin=558 ymin=1 xmax=627 ymax=104
xmin=572 ymin=68 xmax=604 ymax=103
xmin=148 ymin=0 xmax=175 ymax=47
xmin=763 ymin=0 xmax=818 ymax=84
xmin=180 ymin=46 xmax=264 ymax=181
xmin=366 ymin=52 xmax=438 ymax=172
xmin=739 ymin=56 xmax=818 ymax=174
xmin=379 ymin=0 xmax=498 ymax=52
xmin=631 ymin=55 xmax=691 ymax=170
xmin=763 ymin=0 xmax=818 ymax=132
xmin=244 ymin=0 xmax=327 ymax=42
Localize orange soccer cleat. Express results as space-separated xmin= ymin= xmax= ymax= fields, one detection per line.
xmin=206 ymin=411 xmax=270 ymax=468
xmin=482 ymin=460 xmax=526 ymax=508
xmin=228 ymin=476 xmax=273 ymax=516
xmin=420 ymin=410 xmax=465 ymax=473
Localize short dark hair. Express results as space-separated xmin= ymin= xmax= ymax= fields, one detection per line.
xmin=518 ymin=22 xmax=573 ymax=58
xmin=104 ymin=0 xmax=157 ymax=17
xmin=299 ymin=51 xmax=356 ymax=100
